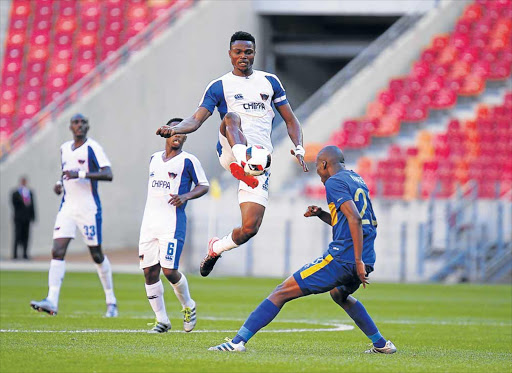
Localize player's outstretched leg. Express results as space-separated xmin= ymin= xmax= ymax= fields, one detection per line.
xmin=221 ymin=112 xmax=258 ymax=189
xmin=200 ymin=237 xmax=222 ymax=277
xmin=164 ymin=270 xmax=197 ymax=332
xmin=90 ymin=249 xmax=118 ymax=317
xmin=330 ymin=290 xmax=396 ymax=354
xmin=209 ymin=275 xmax=302 ymax=351
xmin=201 ymin=203 xmax=264 ymax=277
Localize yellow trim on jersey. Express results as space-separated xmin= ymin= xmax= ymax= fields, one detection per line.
xmin=300 ymin=255 xmax=334 ymax=279
xmin=328 ymin=203 xmax=337 ymax=226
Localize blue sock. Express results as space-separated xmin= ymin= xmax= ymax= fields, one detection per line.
xmin=232 ymin=299 xmax=281 ymax=344
xmin=345 ymin=300 xmax=386 ymax=348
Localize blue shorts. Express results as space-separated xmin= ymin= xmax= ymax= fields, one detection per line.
xmin=292 ymin=254 xmax=374 ymax=296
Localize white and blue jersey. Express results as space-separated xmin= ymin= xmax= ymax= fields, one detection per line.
xmin=59 ymin=138 xmax=111 ymax=212
xmin=199 ymin=70 xmax=289 ymax=153
xmin=139 ymin=151 xmax=208 ymax=269
xmin=53 ymin=138 xmax=111 ymax=245
xmin=140 ymin=151 xmax=209 ymax=239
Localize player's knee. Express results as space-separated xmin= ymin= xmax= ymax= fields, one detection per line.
xmin=330 ymin=288 xmax=351 ymax=307
xmin=163 ymin=269 xmax=180 ymax=284
xmin=224 ymin=112 xmax=241 ymax=126
xmin=51 ymin=246 xmax=65 ymax=260
xmin=268 ymin=283 xmax=292 ymax=306
xmin=89 ymin=247 xmax=104 ymax=264
xmin=240 ymin=223 xmax=259 ymax=240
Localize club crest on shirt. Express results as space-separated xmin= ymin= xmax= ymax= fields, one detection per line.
xmin=78 ymin=159 xmax=86 ymax=164
xmin=168 ymin=172 xmax=177 ymax=179
xmin=260 ymin=93 xmax=269 ymax=101
xmin=234 ymin=93 xmax=244 ymax=100
xmin=149 ymin=171 xmax=155 ymax=177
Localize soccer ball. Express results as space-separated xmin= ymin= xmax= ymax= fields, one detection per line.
xmin=243 ymin=144 xmax=271 ymax=176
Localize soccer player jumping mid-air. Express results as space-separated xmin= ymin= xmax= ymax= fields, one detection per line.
xmin=208 ymin=146 xmax=397 ymax=354
xmin=30 ymin=113 xmax=118 ymax=317
xmin=156 ymin=31 xmax=308 ymax=277
xmin=139 ymin=118 xmax=209 ymax=333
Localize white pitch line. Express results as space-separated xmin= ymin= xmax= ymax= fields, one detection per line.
xmin=1 ymin=316 xmax=353 ymax=333
xmin=0 ymin=325 xmax=353 ymax=334
xmin=378 ymin=319 xmax=512 ymax=326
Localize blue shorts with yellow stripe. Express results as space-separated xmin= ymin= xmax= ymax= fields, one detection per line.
xmin=292 ymin=254 xmax=374 ymax=296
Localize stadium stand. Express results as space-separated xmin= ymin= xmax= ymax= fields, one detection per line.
xmin=302 ymin=0 xmax=511 ymax=201
xmin=356 ymin=92 xmax=512 ymax=200
xmin=1 ymin=0 xmax=192 ymax=147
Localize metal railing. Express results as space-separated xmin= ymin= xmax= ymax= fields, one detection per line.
xmin=418 ymin=180 xmax=512 ymax=283
xmin=0 ymin=0 xmax=197 ymax=163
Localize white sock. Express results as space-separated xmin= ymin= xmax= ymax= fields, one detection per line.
xmin=170 ymin=273 xmax=195 ymax=309
xmin=212 ymin=232 xmax=239 ymax=255
xmin=232 ymin=144 xmax=247 ymax=164
xmin=145 ymin=280 xmax=170 ymax=324
xmin=47 ymin=259 xmax=65 ymax=307
xmin=95 ymin=256 xmax=117 ymax=305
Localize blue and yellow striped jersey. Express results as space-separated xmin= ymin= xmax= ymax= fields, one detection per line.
xmin=325 ymin=169 xmax=377 ymax=264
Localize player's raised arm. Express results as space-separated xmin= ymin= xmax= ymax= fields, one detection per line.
xmin=157 ymin=107 xmax=212 ymax=138
xmin=339 ymin=199 xmax=368 ymax=288
xmin=276 ymin=103 xmax=308 ymax=172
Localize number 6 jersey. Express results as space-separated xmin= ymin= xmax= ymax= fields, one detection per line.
xmin=139 ymin=151 xmax=209 ymax=241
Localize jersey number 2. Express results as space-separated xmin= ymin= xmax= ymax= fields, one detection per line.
xmin=354 ymin=188 xmax=372 ymax=225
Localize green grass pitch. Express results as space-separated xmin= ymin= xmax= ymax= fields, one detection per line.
xmin=0 ymin=270 xmax=511 ymax=372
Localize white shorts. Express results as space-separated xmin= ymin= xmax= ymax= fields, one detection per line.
xmin=138 ymin=236 xmax=184 ymax=270
xmin=217 ymin=132 xmax=270 ymax=208
xmin=52 ymin=205 xmax=102 ymax=246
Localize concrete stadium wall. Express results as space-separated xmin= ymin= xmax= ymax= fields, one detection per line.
xmin=0 ymin=0 xmax=260 ymax=259
xmin=270 ymin=0 xmax=472 ymax=190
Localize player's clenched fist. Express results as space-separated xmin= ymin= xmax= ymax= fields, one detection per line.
xmin=54 ymin=181 xmax=63 ymax=195
xmin=304 ymin=205 xmax=322 ymax=217
xmin=168 ymin=194 xmax=188 ymax=207
xmin=156 ymin=125 xmax=175 ymax=138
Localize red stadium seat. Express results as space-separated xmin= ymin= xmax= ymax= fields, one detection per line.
xmin=4 ymin=46 xmax=24 ymax=63
xmin=57 ymin=0 xmax=77 ymax=18
xmin=459 ymin=74 xmax=485 ymax=95
xmin=10 ymin=1 xmax=31 ymax=19
xmin=80 ymin=0 xmax=101 ymax=21
xmin=6 ymin=31 xmax=26 ymax=47
xmin=27 ymin=46 xmax=49 ymax=62
xmin=33 ymin=0 xmax=54 ymax=21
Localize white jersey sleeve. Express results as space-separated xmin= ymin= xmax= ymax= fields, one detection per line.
xmin=186 ymin=154 xmax=209 ymax=187
xmin=87 ymin=139 xmax=111 ymax=168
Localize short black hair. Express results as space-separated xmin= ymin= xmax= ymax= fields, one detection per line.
xmin=165 ymin=117 xmax=183 ymax=126
xmin=230 ymin=31 xmax=256 ymax=48
xmin=70 ymin=113 xmax=88 ymax=123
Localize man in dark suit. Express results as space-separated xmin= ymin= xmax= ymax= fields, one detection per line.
xmin=11 ymin=176 xmax=36 ymax=260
